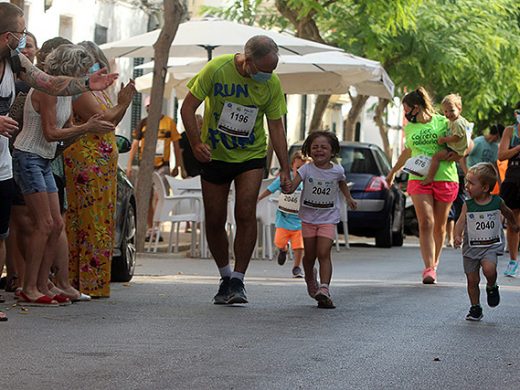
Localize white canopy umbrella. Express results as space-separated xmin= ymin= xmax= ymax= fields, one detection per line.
xmin=100 ymin=18 xmax=342 ymax=59
xmin=134 ymin=51 xmax=394 ymax=99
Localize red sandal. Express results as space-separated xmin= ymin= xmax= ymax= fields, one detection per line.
xmin=19 ymin=291 xmax=59 ymax=307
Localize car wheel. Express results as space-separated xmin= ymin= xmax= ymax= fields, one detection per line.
xmin=111 ymin=202 xmax=136 ymax=282
xmin=375 ymin=211 xmax=393 ymax=248
xmin=392 ymin=206 xmax=405 ymax=247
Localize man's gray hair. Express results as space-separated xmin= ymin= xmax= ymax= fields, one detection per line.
xmin=44 ymin=44 xmax=94 ymax=77
xmin=244 ymin=35 xmax=279 ymax=61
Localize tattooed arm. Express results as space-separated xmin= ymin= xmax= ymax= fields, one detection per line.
xmin=17 ymin=54 xmax=117 ymax=96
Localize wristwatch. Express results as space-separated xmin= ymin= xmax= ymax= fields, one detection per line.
xmin=84 ymin=76 xmax=91 ymax=91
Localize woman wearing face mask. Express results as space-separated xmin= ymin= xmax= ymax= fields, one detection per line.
xmin=63 ymin=41 xmax=135 ymax=298
xmin=498 ymin=103 xmax=520 ymax=277
xmin=387 ymin=87 xmax=459 ymax=284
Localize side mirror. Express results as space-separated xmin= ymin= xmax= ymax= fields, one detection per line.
xmin=116 ymin=135 xmax=132 ymax=154
xmin=394 ymin=171 xmax=409 ymax=183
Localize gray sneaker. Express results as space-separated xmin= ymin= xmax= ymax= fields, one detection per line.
xmin=292 ymin=266 xmax=304 ymax=278
xmin=227 ymin=278 xmax=248 ymax=304
xmin=213 ymin=277 xmax=230 ymax=305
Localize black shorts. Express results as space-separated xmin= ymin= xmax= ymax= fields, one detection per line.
xmin=500 ymin=180 xmax=520 ymax=210
xmin=10 ymin=174 xmax=66 ymax=213
xmin=201 ymin=158 xmax=266 ymax=185
xmin=0 ymin=178 xmax=15 ymax=239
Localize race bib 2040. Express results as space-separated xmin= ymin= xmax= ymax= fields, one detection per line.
xmin=467 ymin=210 xmax=502 ymax=247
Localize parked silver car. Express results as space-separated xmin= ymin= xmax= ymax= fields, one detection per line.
xmin=112 ymin=135 xmax=136 ymax=282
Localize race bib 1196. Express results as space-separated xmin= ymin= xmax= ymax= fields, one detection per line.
xmin=217 ymin=101 xmax=258 ymax=138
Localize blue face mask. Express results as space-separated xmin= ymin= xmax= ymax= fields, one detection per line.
xmin=251 ymin=71 xmax=272 ymax=83
xmin=88 ymin=62 xmax=101 ymax=74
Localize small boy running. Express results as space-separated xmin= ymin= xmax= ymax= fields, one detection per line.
xmin=258 ymin=151 xmax=307 ymax=277
xmin=423 ymin=94 xmax=469 ymax=184
xmin=454 ymin=162 xmax=520 ymax=321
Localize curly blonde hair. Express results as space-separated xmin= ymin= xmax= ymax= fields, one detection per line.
xmin=467 ymin=162 xmax=497 ymax=191
xmin=441 ymin=94 xmax=463 ymax=110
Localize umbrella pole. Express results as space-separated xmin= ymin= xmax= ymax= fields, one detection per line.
xmin=198 ymin=45 xmax=219 ymax=61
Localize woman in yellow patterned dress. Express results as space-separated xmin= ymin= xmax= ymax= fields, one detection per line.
xmin=64 ymin=41 xmax=135 ymax=297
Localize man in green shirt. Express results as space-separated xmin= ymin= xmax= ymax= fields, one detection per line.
xmin=181 ymin=35 xmax=291 ymax=305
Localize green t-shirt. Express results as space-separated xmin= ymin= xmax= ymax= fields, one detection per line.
xmin=187 ymin=54 xmax=287 ymax=163
xmin=404 ymin=114 xmax=458 ymax=182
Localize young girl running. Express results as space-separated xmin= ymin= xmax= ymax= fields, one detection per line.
xmin=454 ymin=162 xmax=519 ymax=321
xmin=287 ymin=131 xmax=357 ymax=308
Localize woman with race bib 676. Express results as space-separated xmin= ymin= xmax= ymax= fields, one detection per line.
xmin=387 ymin=88 xmax=459 ymax=284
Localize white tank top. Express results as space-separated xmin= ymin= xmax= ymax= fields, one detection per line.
xmin=0 ymin=60 xmax=16 ymax=180
xmin=14 ymin=89 xmax=72 ymax=159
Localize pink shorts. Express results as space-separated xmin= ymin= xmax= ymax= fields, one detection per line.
xmin=301 ymin=222 xmax=336 ymax=240
xmin=407 ymin=180 xmax=459 ymax=203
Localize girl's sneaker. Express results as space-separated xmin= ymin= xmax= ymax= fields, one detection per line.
xmin=305 ymin=268 xmax=319 ymax=298
xmin=315 ymin=286 xmax=335 ymax=309
xmin=504 ymin=260 xmax=518 ymax=277
xmin=465 ymin=305 xmax=483 ymax=321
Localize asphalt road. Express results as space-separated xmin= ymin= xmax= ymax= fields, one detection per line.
xmin=3 ymin=238 xmax=520 ymax=390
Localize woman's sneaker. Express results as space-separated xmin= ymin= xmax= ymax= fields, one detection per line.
xmin=504 ymin=260 xmax=518 ymax=277
xmin=422 ymin=267 xmax=437 ymax=284
xmin=486 ymin=285 xmax=500 ymax=307
xmin=465 ymin=305 xmax=483 ymax=321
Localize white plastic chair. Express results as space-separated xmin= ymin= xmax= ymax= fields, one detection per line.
xmin=164 ymin=175 xmax=207 ymax=257
xmin=148 ymin=172 xmax=203 ymax=255
xmin=255 ymin=193 xmax=278 ymax=259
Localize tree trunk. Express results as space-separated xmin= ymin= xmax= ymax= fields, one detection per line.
xmin=274 ymin=0 xmax=331 ymax=138
xmin=373 ymin=98 xmax=392 ymax=159
xmin=343 ymin=95 xmax=369 ymax=141
xmin=135 ymin=0 xmax=184 ymax=252
xmin=309 ymin=94 xmax=331 ymax=132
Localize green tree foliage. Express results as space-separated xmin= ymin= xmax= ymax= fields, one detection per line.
xmin=312 ymin=0 xmax=520 ymax=132
xmin=203 ymin=0 xmax=520 ymax=133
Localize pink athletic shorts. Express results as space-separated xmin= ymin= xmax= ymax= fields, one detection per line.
xmin=301 ymin=222 xmax=336 ymax=240
xmin=407 ymin=180 xmax=459 ymax=203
